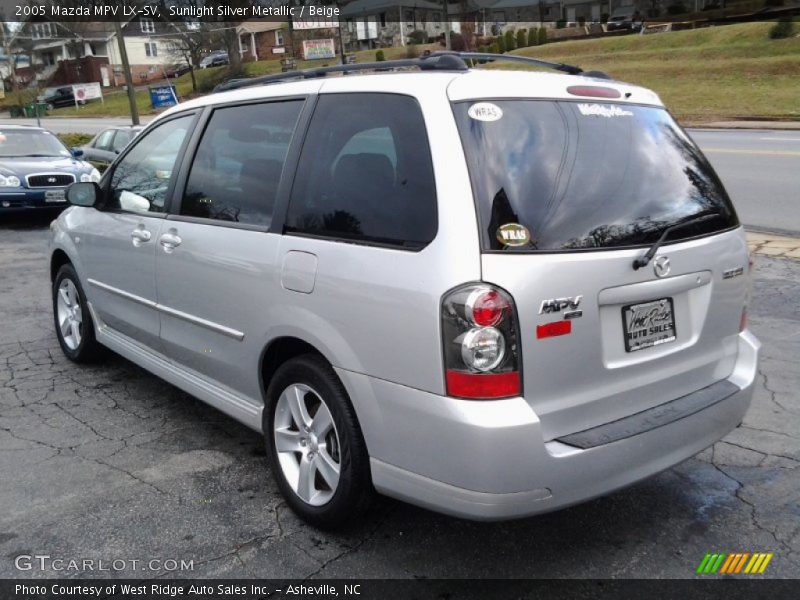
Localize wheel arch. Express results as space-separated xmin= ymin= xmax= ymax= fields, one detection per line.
xmin=50 ymin=248 xmax=73 ymax=282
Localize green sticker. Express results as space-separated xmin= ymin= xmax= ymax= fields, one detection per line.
xmin=496 ymin=223 xmax=531 ymax=247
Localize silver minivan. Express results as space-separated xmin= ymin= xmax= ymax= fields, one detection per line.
xmin=50 ymin=53 xmax=759 ymax=527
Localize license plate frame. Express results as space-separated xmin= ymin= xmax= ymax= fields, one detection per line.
xmin=622 ymin=297 xmax=677 ymax=353
xmin=45 ymin=189 xmax=66 ymax=203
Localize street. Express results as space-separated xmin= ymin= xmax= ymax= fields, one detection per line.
xmin=688 ymin=129 xmax=800 ymax=236
xmin=0 ymin=219 xmax=798 ymax=579
xmin=0 ymin=117 xmax=796 ymax=236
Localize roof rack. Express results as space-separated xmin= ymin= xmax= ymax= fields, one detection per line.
xmin=212 ymin=51 xmax=586 ymax=93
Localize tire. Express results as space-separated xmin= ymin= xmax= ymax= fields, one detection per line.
xmin=53 ymin=264 xmax=104 ymax=363
xmin=263 ymin=355 xmax=372 ymax=528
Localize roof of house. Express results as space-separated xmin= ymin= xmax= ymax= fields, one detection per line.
xmin=237 ymin=21 xmax=287 ymax=34
xmin=341 ymin=0 xmax=446 ymax=17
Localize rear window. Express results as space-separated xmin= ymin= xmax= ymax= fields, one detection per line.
xmin=453 ymin=100 xmax=738 ymax=252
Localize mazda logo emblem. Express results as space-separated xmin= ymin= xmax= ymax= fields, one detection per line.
xmin=654 ymin=256 xmax=671 ymax=278
xmin=47 ymin=177 xmax=56 ymax=183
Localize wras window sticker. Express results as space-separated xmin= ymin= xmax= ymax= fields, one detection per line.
xmin=468 ymin=102 xmax=503 ymax=122
xmin=496 ymin=223 xmax=531 ymax=247
xmin=577 ymin=103 xmax=633 ymax=118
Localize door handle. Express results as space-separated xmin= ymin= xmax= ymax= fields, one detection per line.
xmin=159 ymin=230 xmax=182 ymax=253
xmin=130 ymin=227 xmax=151 ymax=247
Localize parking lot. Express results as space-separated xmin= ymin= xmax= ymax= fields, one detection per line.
xmin=1 ymin=214 xmax=798 ymax=579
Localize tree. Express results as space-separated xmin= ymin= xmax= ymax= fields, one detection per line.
xmin=165 ymin=22 xmax=214 ymax=93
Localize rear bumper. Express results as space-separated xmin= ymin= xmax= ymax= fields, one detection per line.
xmin=336 ymin=330 xmax=759 ymax=521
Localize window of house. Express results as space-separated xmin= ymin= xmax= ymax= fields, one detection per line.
xmin=432 ymin=11 xmax=441 ymax=23
xmin=141 ymin=19 xmax=155 ymax=34
xmin=380 ymin=12 xmax=386 ymax=27
xmin=275 ymin=29 xmax=284 ymax=46
xmin=145 ymin=42 xmax=158 ymax=57
xmin=108 ymin=114 xmax=194 ymax=214
xmin=286 ymin=94 xmax=438 ymax=249
xmin=181 ymin=101 xmax=303 ymax=227
xmin=33 ymin=23 xmax=55 ymax=39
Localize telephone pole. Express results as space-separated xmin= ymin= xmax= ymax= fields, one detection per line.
xmin=114 ymin=20 xmax=139 ymax=125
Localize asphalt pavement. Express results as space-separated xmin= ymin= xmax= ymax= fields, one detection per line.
xmin=0 ymin=218 xmax=798 ymax=579
xmin=687 ymin=129 xmax=800 ymax=237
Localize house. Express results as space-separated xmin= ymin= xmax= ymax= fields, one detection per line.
xmin=236 ymin=21 xmax=290 ymax=62
xmin=340 ymin=0 xmax=456 ymax=50
xmin=8 ymin=17 xmax=185 ymax=88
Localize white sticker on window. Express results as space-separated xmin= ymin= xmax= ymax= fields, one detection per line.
xmin=577 ymin=103 xmax=633 ymax=118
xmin=468 ymin=102 xmax=503 ymax=122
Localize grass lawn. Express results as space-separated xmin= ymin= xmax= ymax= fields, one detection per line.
xmin=505 ymin=22 xmax=800 ymax=121
xmin=40 ymin=24 xmax=799 ymax=122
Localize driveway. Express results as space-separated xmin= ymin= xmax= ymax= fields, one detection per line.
xmin=0 ymin=215 xmax=798 ymax=579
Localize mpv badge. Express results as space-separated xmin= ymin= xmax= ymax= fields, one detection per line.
xmin=654 ymin=256 xmax=671 ymax=278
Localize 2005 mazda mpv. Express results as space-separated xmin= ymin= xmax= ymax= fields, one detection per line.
xmin=50 ymin=53 xmax=759 ymax=527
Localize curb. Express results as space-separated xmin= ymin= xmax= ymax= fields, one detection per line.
xmin=746 ymin=232 xmax=800 ymax=261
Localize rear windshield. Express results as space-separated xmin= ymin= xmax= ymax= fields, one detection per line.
xmin=453 ymin=100 xmax=738 ymax=252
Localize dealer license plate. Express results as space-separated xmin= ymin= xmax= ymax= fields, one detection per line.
xmin=622 ymin=298 xmax=676 ymax=353
xmin=45 ymin=190 xmax=66 ymax=203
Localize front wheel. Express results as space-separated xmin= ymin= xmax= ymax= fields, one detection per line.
xmin=264 ymin=355 xmax=372 ymax=528
xmin=53 ymin=264 xmax=104 ymax=362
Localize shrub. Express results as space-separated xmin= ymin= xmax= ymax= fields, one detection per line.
xmin=601 ymin=12 xmax=609 ymax=23
xmin=408 ymin=29 xmax=428 ymax=44
xmin=528 ymin=28 xmax=538 ymax=46
xmin=768 ymin=17 xmax=795 ymax=39
xmin=451 ymin=32 xmax=467 ymax=51
xmin=516 ymin=29 xmax=528 ymax=48
xmin=375 ymin=50 xmax=385 ymax=61
xmin=496 ymin=35 xmax=506 ymax=53
xmin=763 ymin=0 xmax=784 ymax=6
xmin=489 ymin=42 xmax=500 ymax=54
xmin=538 ymin=27 xmax=548 ymax=45
xmin=406 ymin=43 xmax=419 ymax=58
xmin=57 ymin=133 xmax=93 ymax=148
xmin=504 ymin=30 xmax=517 ymax=51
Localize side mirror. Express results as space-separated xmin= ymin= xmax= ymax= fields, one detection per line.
xmin=71 ymin=147 xmax=84 ymax=158
xmin=66 ymin=182 xmax=99 ymax=207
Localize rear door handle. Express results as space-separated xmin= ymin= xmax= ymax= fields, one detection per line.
xmin=159 ymin=230 xmax=182 ymax=253
xmin=130 ymin=227 xmax=151 ymax=247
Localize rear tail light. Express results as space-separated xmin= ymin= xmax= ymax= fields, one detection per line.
xmin=442 ymin=284 xmax=521 ymax=399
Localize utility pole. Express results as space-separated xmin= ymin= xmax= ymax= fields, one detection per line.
xmin=442 ymin=0 xmax=451 ymax=50
xmin=113 ymin=20 xmax=139 ymax=125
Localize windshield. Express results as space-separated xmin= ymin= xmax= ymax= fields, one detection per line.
xmin=0 ymin=130 xmax=71 ymax=158
xmin=453 ymin=100 xmax=738 ymax=252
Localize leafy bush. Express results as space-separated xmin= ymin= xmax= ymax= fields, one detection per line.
xmin=197 ymin=65 xmax=247 ymax=93
xmin=406 ymin=43 xmax=419 ymax=59
xmin=496 ymin=35 xmax=506 ymax=53
xmin=538 ymin=27 xmax=548 ymax=45
xmin=408 ymin=29 xmax=428 ymax=44
xmin=517 ymin=29 xmax=528 ymax=48
xmin=57 ymin=133 xmax=93 ymax=148
xmin=489 ymin=42 xmax=500 ymax=54
xmin=375 ymin=50 xmax=385 ymax=61
xmin=504 ymin=30 xmax=517 ymax=51
xmin=768 ymin=17 xmax=795 ymax=39
xmin=451 ymin=32 xmax=467 ymax=51
xmin=601 ymin=13 xmax=609 ymax=23
xmin=528 ymin=28 xmax=538 ymax=46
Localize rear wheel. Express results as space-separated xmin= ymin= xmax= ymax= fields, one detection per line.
xmin=53 ymin=264 xmax=104 ymax=362
xmin=264 ymin=355 xmax=372 ymax=528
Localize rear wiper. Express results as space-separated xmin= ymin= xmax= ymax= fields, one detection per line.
xmin=632 ymin=211 xmax=722 ymax=270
